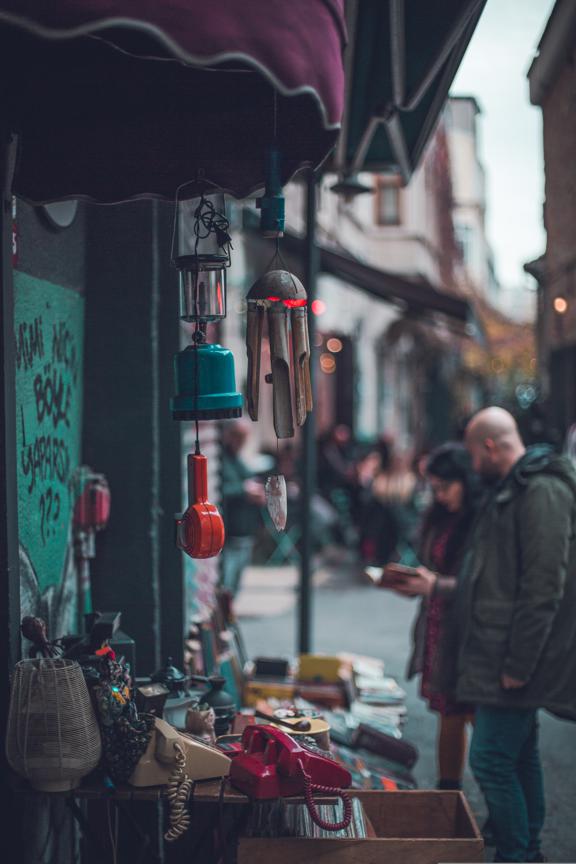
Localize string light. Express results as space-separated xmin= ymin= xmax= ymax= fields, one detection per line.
xmin=311 ymin=299 xmax=326 ymax=316
xmin=554 ymin=296 xmax=568 ymax=314
xmin=326 ymin=337 xmax=343 ymax=353
xmin=320 ymin=353 xmax=336 ymax=374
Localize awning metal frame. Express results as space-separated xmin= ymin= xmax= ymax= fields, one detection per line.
xmin=335 ymin=0 xmax=487 ymax=183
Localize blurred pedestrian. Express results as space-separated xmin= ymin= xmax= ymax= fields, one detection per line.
xmin=317 ymin=424 xmax=357 ymax=545
xmin=458 ymin=407 xmax=576 ymax=864
xmin=563 ymin=421 xmax=576 ymax=467
xmin=381 ymin=443 xmax=481 ymax=790
xmin=220 ymin=420 xmax=265 ymax=596
xmin=317 ymin=424 xmax=356 ymax=493
xmin=363 ymin=440 xmax=418 ymax=565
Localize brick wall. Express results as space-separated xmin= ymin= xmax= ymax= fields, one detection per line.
xmin=542 ymin=49 xmax=576 ymax=351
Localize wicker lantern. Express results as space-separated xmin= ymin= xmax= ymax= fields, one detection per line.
xmin=6 ymin=658 xmax=102 ymax=792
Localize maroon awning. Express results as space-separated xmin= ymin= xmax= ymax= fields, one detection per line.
xmin=0 ymin=1 xmax=346 ymax=202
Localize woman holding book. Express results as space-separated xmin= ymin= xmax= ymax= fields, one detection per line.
xmin=381 ymin=443 xmax=481 ymax=790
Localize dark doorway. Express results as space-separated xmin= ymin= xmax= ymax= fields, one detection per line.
xmin=316 ymin=333 xmax=354 ymax=435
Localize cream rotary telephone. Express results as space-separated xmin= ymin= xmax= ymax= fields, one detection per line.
xmin=130 ymin=717 xmax=231 ymax=787
xmin=130 ymin=717 xmax=231 ymax=841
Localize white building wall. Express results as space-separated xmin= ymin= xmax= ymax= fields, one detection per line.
xmin=313 ymin=165 xmax=442 ymax=286
xmin=446 ymin=97 xmax=501 ymax=305
xmin=314 ymin=273 xmax=399 ymax=439
xmin=280 ymin=128 xmax=453 ymax=448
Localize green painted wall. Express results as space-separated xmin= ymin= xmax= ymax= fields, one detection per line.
xmin=14 ymin=272 xmax=84 ymax=597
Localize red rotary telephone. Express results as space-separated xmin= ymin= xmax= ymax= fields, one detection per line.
xmin=229 ymin=724 xmax=353 ymax=832
xmin=176 ymin=453 xmax=225 ymax=559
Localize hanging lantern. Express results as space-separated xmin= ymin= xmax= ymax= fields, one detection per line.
xmin=172 ymin=342 xmax=243 ymax=421
xmin=246 ymin=269 xmax=312 ymax=439
xmin=170 ymin=189 xmax=242 ymax=421
xmin=175 ymin=190 xmax=229 ymax=321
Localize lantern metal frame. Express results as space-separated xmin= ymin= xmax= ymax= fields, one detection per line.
xmin=170 ymin=183 xmax=242 ymax=423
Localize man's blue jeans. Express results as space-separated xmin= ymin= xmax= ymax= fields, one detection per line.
xmin=470 ymin=706 xmax=545 ymax=863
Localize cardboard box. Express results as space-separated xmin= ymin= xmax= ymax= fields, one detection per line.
xmin=298 ymin=654 xmax=342 ymax=683
xmin=243 ymin=680 xmax=296 ymax=706
xmin=238 ymin=790 xmax=483 ymax=864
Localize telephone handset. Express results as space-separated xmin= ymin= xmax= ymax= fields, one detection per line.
xmin=129 ymin=717 xmax=231 ymax=787
xmin=229 ymin=724 xmax=353 ymax=832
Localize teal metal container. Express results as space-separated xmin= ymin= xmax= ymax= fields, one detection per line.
xmin=171 ymin=343 xmax=243 ymax=421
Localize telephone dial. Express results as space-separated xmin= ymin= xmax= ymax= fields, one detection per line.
xmin=229 ymin=724 xmax=353 ymax=832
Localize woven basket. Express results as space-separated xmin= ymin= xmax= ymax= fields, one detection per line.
xmin=6 ymin=658 xmax=102 ymax=792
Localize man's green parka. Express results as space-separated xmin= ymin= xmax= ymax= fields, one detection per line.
xmin=456 ymin=446 xmax=576 ymax=720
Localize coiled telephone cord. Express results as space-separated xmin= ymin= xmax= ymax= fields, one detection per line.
xmin=299 ymin=762 xmax=353 ymax=832
xmin=164 ymin=741 xmax=194 ymax=841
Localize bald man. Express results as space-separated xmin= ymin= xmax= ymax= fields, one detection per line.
xmin=457 ymin=407 xmax=576 ymax=863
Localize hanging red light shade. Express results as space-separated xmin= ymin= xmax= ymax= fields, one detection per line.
xmin=175 ymin=453 xmax=225 ymax=559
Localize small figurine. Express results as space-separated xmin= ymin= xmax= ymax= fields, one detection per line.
xmin=21 ymin=616 xmax=60 ymax=658
xmin=185 ymin=703 xmax=217 ymax=744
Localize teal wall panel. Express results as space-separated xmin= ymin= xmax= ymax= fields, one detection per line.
xmin=14 ymin=271 xmax=84 ymax=629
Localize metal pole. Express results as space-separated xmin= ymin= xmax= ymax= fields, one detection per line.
xmin=298 ymin=169 xmax=319 ymax=655
xmin=0 ymin=133 xmax=20 ymax=810
xmin=1 ymin=135 xmax=20 ymax=670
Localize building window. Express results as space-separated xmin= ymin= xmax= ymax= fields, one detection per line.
xmin=455 ymin=224 xmax=473 ymax=265
xmin=375 ymin=179 xmax=401 ymax=226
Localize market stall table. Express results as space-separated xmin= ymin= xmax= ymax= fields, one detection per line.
xmin=10 ymin=773 xmax=341 ymax=863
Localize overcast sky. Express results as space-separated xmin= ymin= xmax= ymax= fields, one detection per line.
xmin=450 ymin=0 xmax=556 ymax=290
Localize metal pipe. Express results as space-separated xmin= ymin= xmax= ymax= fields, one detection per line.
xmin=298 ymin=169 xmax=319 ymax=655
xmin=384 ymin=112 xmax=412 ymax=184
xmin=390 ymin=0 xmax=406 ymax=107
xmin=350 ymin=115 xmax=386 ymax=179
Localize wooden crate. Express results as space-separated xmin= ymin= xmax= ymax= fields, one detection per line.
xmin=238 ymin=790 xmax=484 ymax=864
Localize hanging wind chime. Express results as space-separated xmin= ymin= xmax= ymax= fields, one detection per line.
xmin=171 ymin=187 xmax=242 ymax=558
xmin=246 ymin=145 xmax=314 ymax=531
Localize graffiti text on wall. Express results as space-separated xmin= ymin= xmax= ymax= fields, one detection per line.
xmin=15 ymin=274 xmax=84 ymax=592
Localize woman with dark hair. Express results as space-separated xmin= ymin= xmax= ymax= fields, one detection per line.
xmin=382 ymin=442 xmax=481 ymax=790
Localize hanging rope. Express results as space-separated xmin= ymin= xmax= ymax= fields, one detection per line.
xmin=192 ymin=195 xmax=232 ymax=255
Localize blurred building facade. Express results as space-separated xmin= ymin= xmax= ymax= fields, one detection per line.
xmin=528 ymin=0 xmax=576 ymax=440
xmin=226 ymin=86 xmax=541 ymax=470
xmin=282 ymin=96 xmax=500 ymax=453
xmin=446 ymin=98 xmax=498 ymax=300
xmin=311 ymin=123 xmax=472 ymax=452
xmin=226 ymin=95 xmax=529 ymax=458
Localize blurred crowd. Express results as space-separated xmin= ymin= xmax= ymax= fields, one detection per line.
xmin=219 ymin=419 xmax=434 ymax=589
xmin=316 ymin=424 xmax=429 ymax=568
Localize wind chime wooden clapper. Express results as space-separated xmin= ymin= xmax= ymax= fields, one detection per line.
xmin=247 ymin=148 xmax=313 ymax=531
xmin=170 ymin=187 xmax=242 ymax=558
